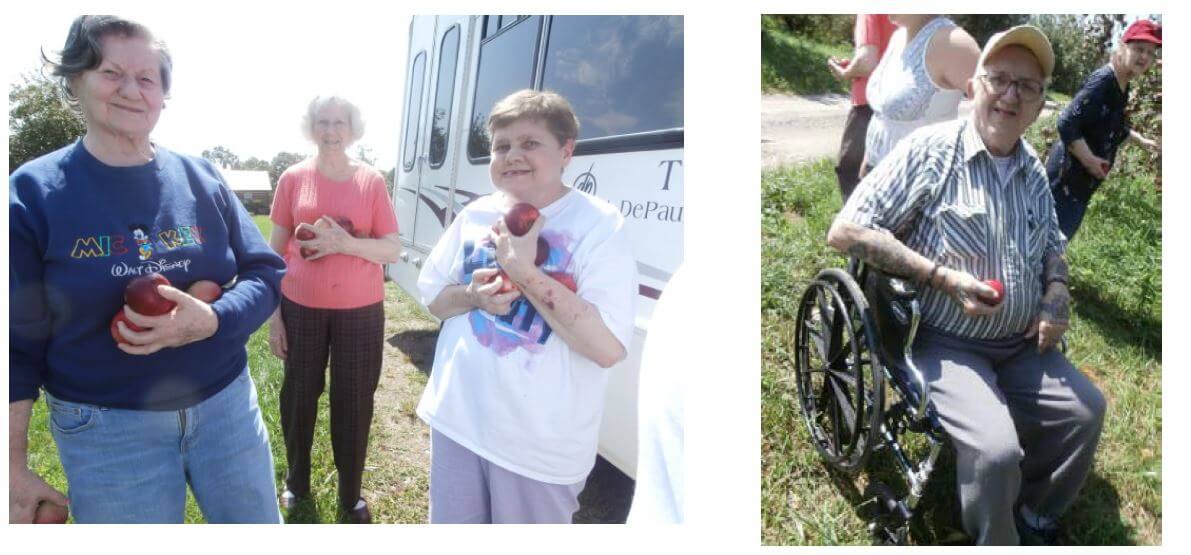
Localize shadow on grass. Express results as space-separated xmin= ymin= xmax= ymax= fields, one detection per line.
xmin=761 ymin=29 xmax=848 ymax=96
xmin=283 ymin=497 xmax=326 ymax=524
xmin=1071 ymin=276 xmax=1161 ymax=360
xmin=817 ymin=445 xmax=1131 ymax=544
xmin=388 ymin=328 xmax=439 ymax=376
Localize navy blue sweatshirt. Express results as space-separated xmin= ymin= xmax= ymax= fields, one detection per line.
xmin=9 ymin=141 xmax=286 ymax=410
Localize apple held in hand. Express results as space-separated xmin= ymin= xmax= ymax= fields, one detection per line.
xmin=33 ymin=501 xmax=69 ymax=524
xmin=110 ymin=311 xmax=146 ymax=345
xmin=979 ymin=279 xmax=1005 ymax=306
xmin=124 ymin=273 xmax=176 ymax=316
xmin=187 ymin=280 xmax=223 ymax=303
xmin=504 ymin=203 xmax=540 ymax=237
xmin=1099 ymin=161 xmax=1111 ymax=176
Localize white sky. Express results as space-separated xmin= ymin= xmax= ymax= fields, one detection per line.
xmin=4 ymin=8 xmax=411 ymax=169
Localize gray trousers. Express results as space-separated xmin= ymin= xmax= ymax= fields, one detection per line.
xmin=913 ymin=327 xmax=1106 ymax=545
xmin=429 ymin=429 xmax=587 ymax=523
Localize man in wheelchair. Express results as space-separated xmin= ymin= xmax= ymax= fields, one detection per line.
xmin=825 ymin=26 xmax=1106 ymax=545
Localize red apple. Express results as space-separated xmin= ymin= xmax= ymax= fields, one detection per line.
xmin=187 ymin=280 xmax=222 ymax=303
xmin=124 ymin=273 xmax=175 ymax=316
xmin=334 ymin=217 xmax=356 ymax=236
xmin=548 ymin=272 xmax=578 ymax=293
xmin=33 ymin=501 xmax=69 ymax=524
xmin=535 ymin=237 xmax=550 ymax=266
xmin=980 ymin=279 xmax=1005 ymax=306
xmin=110 ymin=311 xmax=147 ymax=345
xmin=839 ymin=58 xmax=851 ymax=68
xmin=295 ymin=227 xmax=316 ymax=241
xmin=495 ymin=270 xmax=520 ymax=294
xmin=504 ymin=203 xmax=540 ymax=237
xmin=1099 ymin=161 xmax=1111 ymax=176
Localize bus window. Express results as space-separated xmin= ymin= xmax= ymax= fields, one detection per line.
xmin=542 ymin=16 xmax=683 ymax=142
xmin=467 ymin=16 xmax=542 ymax=161
xmin=402 ymin=51 xmax=427 ymax=172
xmin=429 ymin=26 xmax=460 ymax=168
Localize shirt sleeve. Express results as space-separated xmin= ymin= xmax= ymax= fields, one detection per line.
xmin=418 ymin=206 xmax=468 ymax=308
xmin=836 ymin=133 xmax=938 ymax=237
xmin=269 ymin=168 xmax=295 ymax=229
xmin=1058 ymin=69 xmax=1111 ymax=146
xmin=204 ymin=162 xmax=287 ymax=342
xmin=856 ymin=15 xmax=883 ymax=47
xmin=8 ymin=175 xmax=50 ymax=403
xmin=573 ymin=212 xmax=638 ymax=354
xmin=368 ymin=171 xmax=400 ymax=237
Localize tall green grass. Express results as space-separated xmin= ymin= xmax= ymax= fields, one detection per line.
xmin=761 ymin=133 xmax=1161 ymax=544
xmin=761 ymin=25 xmax=852 ymax=96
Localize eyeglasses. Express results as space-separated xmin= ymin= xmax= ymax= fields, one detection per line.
xmin=978 ymin=72 xmax=1045 ymax=101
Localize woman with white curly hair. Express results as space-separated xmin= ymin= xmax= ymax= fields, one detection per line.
xmin=267 ymin=95 xmax=401 ymax=523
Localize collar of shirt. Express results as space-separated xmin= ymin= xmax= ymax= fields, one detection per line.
xmin=960 ymin=116 xmax=1035 ymax=186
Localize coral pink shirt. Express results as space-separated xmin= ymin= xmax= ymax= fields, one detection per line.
xmin=852 ymin=14 xmax=896 ymax=107
xmin=270 ymin=160 xmax=399 ymax=309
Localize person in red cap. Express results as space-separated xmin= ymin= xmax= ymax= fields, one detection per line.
xmin=1047 ymin=18 xmax=1161 ymax=240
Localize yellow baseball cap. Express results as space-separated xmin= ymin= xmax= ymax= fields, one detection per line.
xmin=978 ymin=25 xmax=1055 ymax=81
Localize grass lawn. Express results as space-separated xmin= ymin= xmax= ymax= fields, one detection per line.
xmin=25 ymin=214 xmax=438 ymax=523
xmin=760 ymin=124 xmax=1161 ymax=544
xmin=762 ymin=25 xmax=852 ymax=96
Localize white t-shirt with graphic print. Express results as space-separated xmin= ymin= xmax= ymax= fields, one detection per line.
xmin=416 ymin=188 xmax=638 ymax=484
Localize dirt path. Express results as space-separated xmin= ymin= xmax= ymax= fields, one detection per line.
xmin=761 ymin=93 xmax=1051 ymax=171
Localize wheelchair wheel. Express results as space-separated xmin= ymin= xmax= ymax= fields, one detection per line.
xmin=792 ymin=268 xmax=885 ymax=474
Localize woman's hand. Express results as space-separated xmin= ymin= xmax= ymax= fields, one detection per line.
xmin=492 ymin=215 xmax=545 ymax=284
xmin=1079 ymin=152 xmax=1111 ymax=180
xmin=268 ymin=311 xmax=287 ymax=359
xmin=295 ymin=217 xmax=353 ymax=260
xmin=467 ymin=268 xmax=521 ymax=316
xmin=115 ymin=285 xmax=219 ymax=355
xmin=938 ymin=267 xmax=1002 ymax=317
xmin=9 ymin=466 xmax=69 ymax=524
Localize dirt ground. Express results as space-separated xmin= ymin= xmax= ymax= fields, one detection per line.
xmin=368 ymin=282 xmax=633 ymax=523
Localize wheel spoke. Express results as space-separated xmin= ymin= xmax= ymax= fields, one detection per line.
xmin=828 ymin=372 xmax=858 ymax=435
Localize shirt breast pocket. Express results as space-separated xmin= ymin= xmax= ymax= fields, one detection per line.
xmin=936 ymin=203 xmax=991 ymax=262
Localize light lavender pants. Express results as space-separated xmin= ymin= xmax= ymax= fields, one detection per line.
xmin=429 ymin=429 xmax=587 ymax=523
xmin=913 ymin=327 xmax=1106 ymax=545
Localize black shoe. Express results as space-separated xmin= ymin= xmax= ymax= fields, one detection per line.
xmin=341 ymin=498 xmax=372 ymax=524
xmin=1016 ymin=511 xmax=1064 ymax=546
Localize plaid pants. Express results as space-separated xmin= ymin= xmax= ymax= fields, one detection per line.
xmin=278 ymin=296 xmax=384 ymax=509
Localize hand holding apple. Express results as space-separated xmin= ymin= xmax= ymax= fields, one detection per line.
xmin=493 ymin=213 xmax=546 ymax=284
xmin=295 ymin=216 xmax=358 ymax=260
xmin=467 ymin=267 xmax=521 ymax=316
xmin=115 ymin=284 xmax=219 ymax=356
xmin=939 ymin=267 xmax=1002 ymax=317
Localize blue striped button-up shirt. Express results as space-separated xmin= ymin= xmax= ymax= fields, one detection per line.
xmin=837 ymin=118 xmax=1066 ymax=340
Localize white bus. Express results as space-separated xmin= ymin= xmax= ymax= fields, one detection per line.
xmin=389 ymin=15 xmax=683 ymax=479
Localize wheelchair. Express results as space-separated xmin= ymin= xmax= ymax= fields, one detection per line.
xmin=791 ymin=258 xmax=946 ymax=544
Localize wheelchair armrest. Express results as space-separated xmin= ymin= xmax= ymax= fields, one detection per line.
xmin=881 ymin=276 xmax=919 ymax=301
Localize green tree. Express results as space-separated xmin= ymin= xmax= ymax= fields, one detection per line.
xmin=238 ymin=156 xmax=270 ymax=172
xmin=201 ymin=145 xmax=240 ymax=169
xmin=9 ymin=74 xmax=86 ymax=173
xmin=268 ymin=151 xmax=306 ymax=190
xmin=951 ymin=14 xmax=1030 ymax=48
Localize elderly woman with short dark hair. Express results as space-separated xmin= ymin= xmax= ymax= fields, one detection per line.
xmin=9 ymin=15 xmax=286 ymax=523
xmin=267 ymin=95 xmax=401 ymax=524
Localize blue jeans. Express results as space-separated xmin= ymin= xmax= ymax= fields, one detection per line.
xmin=46 ymin=368 xmax=282 ymax=523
